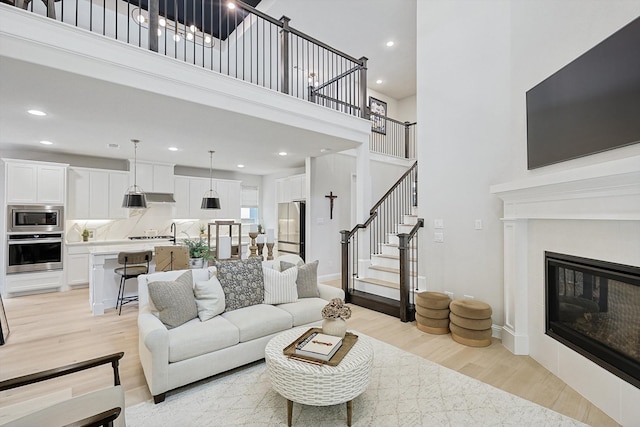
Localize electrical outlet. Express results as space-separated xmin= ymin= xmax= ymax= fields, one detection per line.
xmin=434 ymin=232 xmax=444 ymax=243
xmin=434 ymin=219 xmax=444 ymax=229
xmin=464 ymin=294 xmax=475 ymax=300
xmin=444 ymin=291 xmax=454 ymax=299
xmin=474 ymin=219 xmax=483 ymax=230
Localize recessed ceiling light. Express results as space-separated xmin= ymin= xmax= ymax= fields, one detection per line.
xmin=320 ymin=148 xmax=331 ymax=153
xmin=173 ymin=34 xmax=181 ymax=42
xmin=278 ymin=152 xmax=287 ymax=156
xmin=187 ymin=33 xmax=194 ymax=41
xmin=237 ymin=164 xmax=245 ymax=168
xmin=107 ymin=143 xmax=120 ymax=149
xmin=28 ymin=109 xmax=46 ymax=116
xmin=159 ymin=18 xmax=166 ymax=27
xmin=39 ymin=140 xmax=53 ymax=145
xmin=168 ymin=147 xmax=179 ymax=151
xmin=386 ymin=41 xmax=395 ymax=47
xmin=376 ymin=79 xmax=383 ymax=84
xmin=227 ymin=2 xmax=235 ymax=9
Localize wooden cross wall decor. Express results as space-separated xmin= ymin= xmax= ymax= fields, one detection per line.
xmin=325 ymin=191 xmax=337 ymax=220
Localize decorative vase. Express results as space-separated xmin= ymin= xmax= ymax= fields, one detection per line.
xmin=189 ymin=258 xmax=205 ymax=269
xmin=322 ymin=318 xmax=347 ymax=338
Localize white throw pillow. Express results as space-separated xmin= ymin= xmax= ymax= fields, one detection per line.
xmin=193 ymin=276 xmax=226 ymax=321
xmin=262 ymin=265 xmax=298 ymax=305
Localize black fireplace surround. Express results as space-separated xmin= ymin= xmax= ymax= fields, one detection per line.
xmin=545 ymin=252 xmax=640 ymax=388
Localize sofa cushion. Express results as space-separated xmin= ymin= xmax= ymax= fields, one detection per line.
xmin=221 ymin=304 xmax=292 ymax=342
xmin=262 ymin=266 xmax=298 ymax=305
xmin=281 ymin=260 xmax=320 ymax=298
xmin=168 ymin=316 xmax=240 ymax=363
xmin=148 ymin=270 xmax=197 ymax=329
xmin=217 ymin=257 xmax=264 ymax=312
xmin=194 ymin=276 xmax=226 ymax=321
xmin=276 ymin=297 xmax=328 ymax=326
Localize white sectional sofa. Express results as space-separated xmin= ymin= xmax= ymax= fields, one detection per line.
xmin=137 ymin=255 xmax=344 ymax=403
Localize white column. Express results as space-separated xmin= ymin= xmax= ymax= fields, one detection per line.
xmin=89 ymin=253 xmax=106 ymax=316
xmin=355 ymin=142 xmax=371 ymax=224
xmin=502 ymin=219 xmax=529 ymax=354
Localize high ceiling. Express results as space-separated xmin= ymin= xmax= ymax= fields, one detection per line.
xmin=0 ymin=0 xmax=417 ymax=173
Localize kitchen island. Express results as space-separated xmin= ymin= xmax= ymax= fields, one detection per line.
xmin=87 ymin=241 xmax=173 ymax=316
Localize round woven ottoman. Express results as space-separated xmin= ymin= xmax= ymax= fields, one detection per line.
xmin=449 ymin=299 xmax=493 ymax=347
xmin=415 ymin=291 xmax=451 ymax=334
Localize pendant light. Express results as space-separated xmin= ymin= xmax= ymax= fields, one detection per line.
xmin=122 ymin=139 xmax=147 ymax=208
xmin=201 ymin=150 xmax=221 ymax=209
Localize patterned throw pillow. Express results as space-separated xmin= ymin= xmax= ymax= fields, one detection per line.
xmin=262 ymin=265 xmax=298 ymax=305
xmin=194 ymin=275 xmax=226 ymax=321
xmin=216 ymin=257 xmax=264 ymax=312
xmin=280 ymin=260 xmax=320 ymax=298
xmin=148 ymin=270 xmax=197 ymax=329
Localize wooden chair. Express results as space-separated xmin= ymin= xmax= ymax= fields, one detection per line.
xmin=0 ymin=352 xmax=125 ymax=426
xmin=114 ymin=250 xmax=152 ymax=315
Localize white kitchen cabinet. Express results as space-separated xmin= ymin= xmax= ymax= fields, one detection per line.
xmin=174 ymin=175 xmax=242 ymax=220
xmin=133 ymin=161 xmax=174 ymax=193
xmin=68 ymin=167 xmax=129 ymax=219
xmin=5 ymin=270 xmax=64 ymax=295
xmin=4 ymin=159 xmax=67 ymax=205
xmin=276 ymin=174 xmax=306 ymax=203
xmin=66 ymin=252 xmax=90 ymax=286
xmin=173 ymin=176 xmax=190 ymax=218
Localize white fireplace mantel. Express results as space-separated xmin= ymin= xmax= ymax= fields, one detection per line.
xmin=490 ymin=155 xmax=640 ymax=355
xmin=490 ymin=155 xmax=640 ymax=221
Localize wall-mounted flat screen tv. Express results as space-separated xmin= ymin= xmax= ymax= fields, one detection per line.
xmin=526 ymin=16 xmax=640 ymax=170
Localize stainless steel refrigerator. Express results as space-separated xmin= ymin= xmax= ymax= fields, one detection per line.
xmin=277 ymin=201 xmax=305 ymax=260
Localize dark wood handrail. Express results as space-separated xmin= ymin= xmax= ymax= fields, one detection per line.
xmin=312 ymin=64 xmax=364 ymax=91
xmin=371 ymin=161 xmax=418 ymax=214
xmin=397 ymin=218 xmax=424 ymax=242
xmin=234 ymin=0 xmax=365 ymax=64
xmin=0 ymin=352 xmax=124 ymax=391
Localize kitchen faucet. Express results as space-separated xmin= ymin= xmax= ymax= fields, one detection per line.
xmin=170 ymin=222 xmax=176 ymax=245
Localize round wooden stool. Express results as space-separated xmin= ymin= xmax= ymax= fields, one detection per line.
xmin=415 ymin=291 xmax=451 ymax=335
xmin=449 ymin=299 xmax=493 ymax=347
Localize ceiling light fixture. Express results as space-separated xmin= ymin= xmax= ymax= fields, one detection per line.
xmin=28 ymin=109 xmax=46 ymax=116
xmin=376 ymin=79 xmax=383 ymax=84
xmin=122 ymin=139 xmax=147 ymax=209
xmin=201 ymin=150 xmax=221 ymax=210
xmin=386 ymin=41 xmax=395 ymax=47
xmin=278 ymin=152 xmax=287 ymax=156
xmin=237 ymin=164 xmax=245 ymax=168
xmin=168 ymin=147 xmax=178 ymax=151
xmin=227 ymin=2 xmax=235 ymax=9
xmin=39 ymin=140 xmax=53 ymax=145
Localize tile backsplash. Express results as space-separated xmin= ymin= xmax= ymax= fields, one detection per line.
xmin=66 ymin=204 xmax=240 ymax=243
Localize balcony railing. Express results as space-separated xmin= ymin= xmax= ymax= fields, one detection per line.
xmin=10 ymin=0 xmax=368 ymax=118
xmin=369 ymin=112 xmax=417 ymax=159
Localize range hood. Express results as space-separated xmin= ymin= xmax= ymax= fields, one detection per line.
xmin=145 ymin=192 xmax=176 ymax=203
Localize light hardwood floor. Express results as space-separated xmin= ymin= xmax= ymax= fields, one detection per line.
xmin=0 ymin=287 xmax=618 ymax=426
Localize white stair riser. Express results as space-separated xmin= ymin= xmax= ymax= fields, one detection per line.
xmin=368 ymin=267 xmax=402 ymax=283
xmin=388 ymin=234 xmax=399 ymax=245
xmin=381 ymin=244 xmax=398 ymax=256
xmin=397 ymin=224 xmax=415 ymax=233
xmin=403 ymin=215 xmax=418 ymax=225
xmin=353 ymin=279 xmax=400 ymax=301
xmin=371 ymin=255 xmax=416 ymax=269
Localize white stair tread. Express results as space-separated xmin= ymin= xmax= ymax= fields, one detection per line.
xmin=373 ymin=254 xmax=417 ymax=262
xmin=369 ymin=265 xmax=417 ymax=276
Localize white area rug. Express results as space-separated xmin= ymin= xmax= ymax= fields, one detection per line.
xmin=126 ymin=335 xmax=586 ymax=426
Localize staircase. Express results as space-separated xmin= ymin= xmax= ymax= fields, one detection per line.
xmin=341 ymin=162 xmax=424 ymax=322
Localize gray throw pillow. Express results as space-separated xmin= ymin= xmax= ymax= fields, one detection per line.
xmin=281 ymin=260 xmax=320 ymax=298
xmin=216 ymin=257 xmax=264 ymax=312
xmin=148 ymin=270 xmax=197 ymax=329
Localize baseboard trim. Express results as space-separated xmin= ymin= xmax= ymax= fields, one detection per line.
xmin=491 ymin=324 xmax=502 ymax=340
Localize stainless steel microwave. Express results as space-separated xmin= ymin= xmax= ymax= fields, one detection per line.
xmin=7 ymin=205 xmax=64 ymax=233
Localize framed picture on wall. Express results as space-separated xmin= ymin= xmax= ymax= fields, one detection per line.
xmin=369 ymin=96 xmax=387 ymax=134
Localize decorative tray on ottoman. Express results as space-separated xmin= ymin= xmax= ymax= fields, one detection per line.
xmin=282 ymin=327 xmax=358 ymax=366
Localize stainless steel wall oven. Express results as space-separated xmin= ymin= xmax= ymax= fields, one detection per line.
xmin=6 ymin=205 xmax=64 ymax=274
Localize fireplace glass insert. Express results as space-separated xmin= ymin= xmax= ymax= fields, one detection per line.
xmin=545 ymin=252 xmax=640 ymax=388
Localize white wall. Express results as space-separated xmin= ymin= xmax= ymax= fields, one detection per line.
xmin=510 ymin=0 xmax=640 ymax=181
xmin=417 ymin=0 xmax=512 ymax=326
xmin=396 ymin=94 xmax=417 ymax=123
